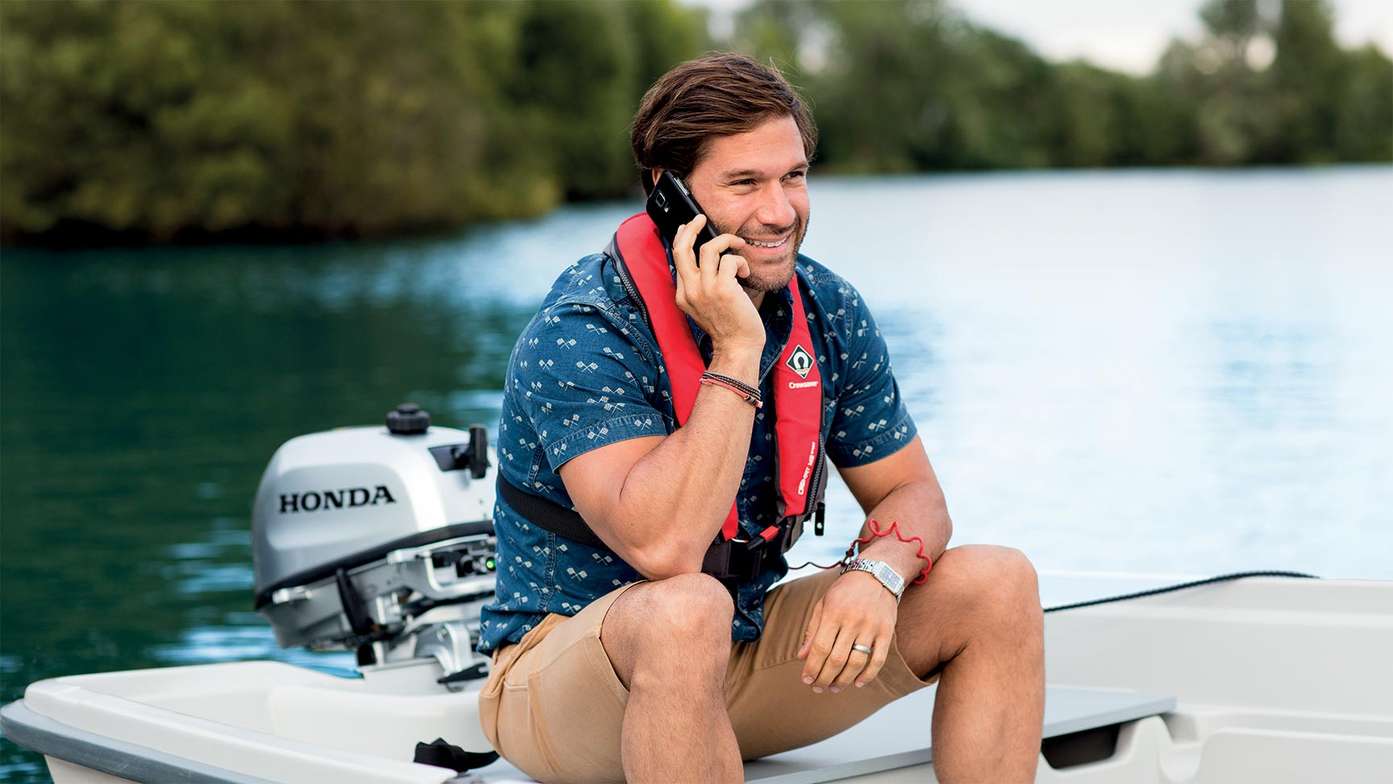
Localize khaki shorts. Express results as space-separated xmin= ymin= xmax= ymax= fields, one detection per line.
xmin=477 ymin=568 xmax=937 ymax=783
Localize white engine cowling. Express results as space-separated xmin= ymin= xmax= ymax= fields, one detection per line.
xmin=251 ymin=404 xmax=497 ymax=686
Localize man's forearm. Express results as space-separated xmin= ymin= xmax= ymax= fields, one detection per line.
xmin=609 ymin=346 xmax=761 ymax=577
xmin=856 ymin=480 xmax=953 ymax=583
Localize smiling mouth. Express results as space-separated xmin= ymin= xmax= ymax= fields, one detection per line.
xmin=744 ymin=232 xmax=792 ymax=250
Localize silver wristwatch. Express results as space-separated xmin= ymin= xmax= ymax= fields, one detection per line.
xmin=841 ymin=558 xmax=907 ymax=603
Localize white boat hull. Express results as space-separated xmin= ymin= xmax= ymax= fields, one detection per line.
xmin=4 ymin=572 xmax=1390 ymax=783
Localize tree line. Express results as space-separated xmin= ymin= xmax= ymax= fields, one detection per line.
xmin=1 ymin=0 xmax=1387 ymax=245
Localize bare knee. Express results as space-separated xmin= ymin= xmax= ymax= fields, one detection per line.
xmin=935 ymin=545 xmax=1041 ymax=629
xmin=638 ymin=572 xmax=735 ymax=640
xmin=603 ymin=573 xmax=733 ymax=687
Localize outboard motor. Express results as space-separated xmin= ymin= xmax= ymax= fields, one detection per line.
xmin=252 ymin=404 xmax=498 ymax=690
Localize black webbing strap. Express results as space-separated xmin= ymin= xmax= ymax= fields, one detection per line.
xmin=497 ymin=476 xmax=805 ymax=582
xmin=413 ymin=738 xmax=498 ymax=773
xmin=497 ymin=476 xmax=607 ymax=549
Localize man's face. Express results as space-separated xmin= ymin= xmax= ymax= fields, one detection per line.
xmin=683 ymin=115 xmax=811 ymax=294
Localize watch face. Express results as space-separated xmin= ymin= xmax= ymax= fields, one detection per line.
xmin=874 ymin=562 xmax=905 ymax=592
xmin=846 ymin=559 xmax=905 ymax=598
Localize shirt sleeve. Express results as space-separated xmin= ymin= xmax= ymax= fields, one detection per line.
xmin=510 ymin=299 xmax=670 ymax=473
xmin=825 ymin=293 xmax=918 ymax=468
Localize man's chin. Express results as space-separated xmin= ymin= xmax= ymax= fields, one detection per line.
xmin=739 ymin=253 xmax=797 ymax=293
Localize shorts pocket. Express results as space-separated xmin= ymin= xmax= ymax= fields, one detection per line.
xmin=522 ymin=632 xmax=628 ymax=783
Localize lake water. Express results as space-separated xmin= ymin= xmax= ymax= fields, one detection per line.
xmin=2 ymin=167 xmax=1390 ymax=778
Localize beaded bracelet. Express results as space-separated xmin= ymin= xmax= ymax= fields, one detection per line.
xmin=699 ymin=375 xmax=762 ymax=408
xmin=699 ymin=371 xmax=762 ymax=408
xmin=701 ymin=371 xmax=759 ymax=398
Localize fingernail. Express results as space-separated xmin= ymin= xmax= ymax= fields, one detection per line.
xmin=829 ymin=687 xmax=841 ymax=694
xmin=812 ymin=686 xmax=823 ymax=694
xmin=802 ymin=676 xmax=813 ymax=685
xmin=855 ymin=682 xmax=865 ymax=688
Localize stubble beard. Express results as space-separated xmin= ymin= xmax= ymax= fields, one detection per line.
xmin=717 ymin=214 xmax=809 ymax=294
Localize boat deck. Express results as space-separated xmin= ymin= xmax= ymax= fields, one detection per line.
xmin=6 ymin=572 xmax=1391 ymax=783
xmin=741 ymin=686 xmax=1173 ymax=783
xmin=460 ymin=685 xmax=1173 ymax=782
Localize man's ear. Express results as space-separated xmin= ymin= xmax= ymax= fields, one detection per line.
xmin=651 ymin=169 xmax=662 ymax=188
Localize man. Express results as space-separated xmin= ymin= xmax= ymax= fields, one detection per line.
xmin=478 ymin=53 xmax=1044 ymax=783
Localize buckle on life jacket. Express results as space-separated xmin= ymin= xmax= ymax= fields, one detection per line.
xmin=702 ymin=538 xmax=775 ymax=583
xmin=700 ymin=540 xmax=758 ymax=583
xmin=700 ymin=515 xmax=812 ymax=583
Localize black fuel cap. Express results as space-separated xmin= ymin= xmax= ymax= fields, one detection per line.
xmin=386 ymin=403 xmax=430 ymax=435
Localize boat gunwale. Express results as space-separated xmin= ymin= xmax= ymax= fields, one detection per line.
xmin=0 ymin=699 xmax=269 ymax=784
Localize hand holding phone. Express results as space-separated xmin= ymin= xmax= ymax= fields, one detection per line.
xmin=645 ymin=173 xmax=763 ymax=355
xmin=646 ymin=171 xmax=720 ymax=257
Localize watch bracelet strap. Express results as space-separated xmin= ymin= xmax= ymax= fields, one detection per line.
xmin=841 ymin=558 xmax=906 ymax=603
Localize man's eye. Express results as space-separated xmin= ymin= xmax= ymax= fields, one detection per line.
xmin=732 ymin=179 xmax=755 ymax=187
xmin=785 ymin=171 xmax=807 ymax=181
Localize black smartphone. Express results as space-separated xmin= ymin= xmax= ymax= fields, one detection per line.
xmin=646 ymin=171 xmax=720 ymax=259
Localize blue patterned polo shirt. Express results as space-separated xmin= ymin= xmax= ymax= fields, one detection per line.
xmin=477 ymin=246 xmax=917 ymax=654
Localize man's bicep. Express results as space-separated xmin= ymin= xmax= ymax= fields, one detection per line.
xmin=558 ymin=435 xmax=665 ymax=550
xmin=511 ymin=301 xmax=668 ymax=472
xmin=837 ymin=434 xmax=938 ymax=514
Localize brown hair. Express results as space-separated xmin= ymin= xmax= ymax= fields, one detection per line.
xmin=630 ymin=52 xmax=817 ymax=195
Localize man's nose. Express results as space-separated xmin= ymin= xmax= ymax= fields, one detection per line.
xmin=756 ymin=182 xmax=797 ymax=229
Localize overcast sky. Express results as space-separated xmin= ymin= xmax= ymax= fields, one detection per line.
xmin=692 ymin=0 xmax=1393 ymax=74
xmin=954 ymin=0 xmax=1392 ymax=72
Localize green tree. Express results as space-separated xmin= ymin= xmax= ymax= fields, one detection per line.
xmin=0 ymin=0 xmax=706 ymax=243
xmin=1 ymin=0 xmax=1387 ymax=245
xmin=1335 ymin=45 xmax=1393 ymax=160
xmin=1268 ymin=0 xmax=1348 ymax=162
xmin=506 ymin=1 xmax=638 ymax=200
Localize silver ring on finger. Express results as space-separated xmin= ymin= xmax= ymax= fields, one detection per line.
xmin=850 ymin=642 xmax=874 ymax=656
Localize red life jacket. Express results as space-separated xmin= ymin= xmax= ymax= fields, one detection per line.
xmin=612 ymin=213 xmax=826 ymax=548
xmin=497 ymin=214 xmax=827 ymax=582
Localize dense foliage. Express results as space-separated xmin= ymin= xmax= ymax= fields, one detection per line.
xmin=738 ymin=0 xmax=1391 ymax=170
xmin=1 ymin=0 xmax=1387 ymax=245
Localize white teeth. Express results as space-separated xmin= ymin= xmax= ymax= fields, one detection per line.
xmin=746 ymin=235 xmax=788 ymax=249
